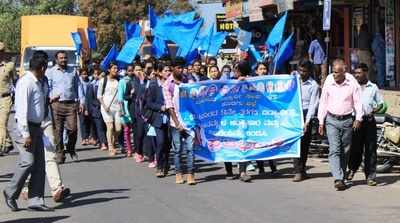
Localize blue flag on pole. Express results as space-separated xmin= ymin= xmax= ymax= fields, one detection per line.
xmin=124 ymin=21 xmax=141 ymax=41
xmin=100 ymin=44 xmax=118 ymax=71
xmin=152 ymin=36 xmax=169 ymax=58
xmin=265 ymin=11 xmax=288 ymax=53
xmin=154 ymin=18 xmax=203 ymax=57
xmin=148 ymin=5 xmax=158 ymax=29
xmin=249 ymin=44 xmax=262 ymax=62
xmin=71 ymin=32 xmax=82 ymax=55
xmin=273 ymin=33 xmax=295 ymax=71
xmin=116 ymin=37 xmax=144 ymax=64
xmin=87 ymin=28 xmax=97 ymax=50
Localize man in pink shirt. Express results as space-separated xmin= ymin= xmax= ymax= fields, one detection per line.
xmin=318 ymin=58 xmax=363 ymax=191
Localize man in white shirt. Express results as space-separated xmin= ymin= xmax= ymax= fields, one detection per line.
xmin=3 ymin=54 xmax=53 ymax=211
xmin=347 ymin=63 xmax=383 ymax=186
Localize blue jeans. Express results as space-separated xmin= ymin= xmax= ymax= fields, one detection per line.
xmin=326 ymin=115 xmax=353 ymax=181
xmin=171 ymin=127 xmax=194 ymax=174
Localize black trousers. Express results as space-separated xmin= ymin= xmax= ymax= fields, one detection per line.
xmin=79 ymin=113 xmax=92 ymax=140
xmin=224 ymin=162 xmax=247 ymax=174
xmin=348 ymin=116 xmax=377 ymax=180
xmin=92 ymin=116 xmax=107 ymax=145
xmin=134 ymin=117 xmax=145 ymax=156
xmin=224 ymin=161 xmax=276 ymax=174
xmin=154 ymin=124 xmax=170 ymax=172
xmin=293 ymin=122 xmax=312 ymax=174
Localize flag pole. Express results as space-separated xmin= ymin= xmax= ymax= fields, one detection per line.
xmin=272 ymin=40 xmax=282 ymax=75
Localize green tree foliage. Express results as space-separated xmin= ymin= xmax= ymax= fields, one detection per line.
xmin=0 ymin=0 xmax=193 ymax=55
xmin=0 ymin=0 xmax=76 ymax=52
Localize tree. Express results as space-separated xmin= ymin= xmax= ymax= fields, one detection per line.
xmin=78 ymin=0 xmax=194 ymax=55
xmin=0 ymin=0 xmax=193 ymax=54
xmin=0 ymin=0 xmax=76 ymax=52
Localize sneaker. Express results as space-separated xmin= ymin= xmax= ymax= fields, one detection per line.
xmin=292 ymin=173 xmax=304 ymax=182
xmin=240 ymin=173 xmax=252 ymax=182
xmin=135 ymin=154 xmax=144 ymax=163
xmin=175 ymin=173 xmax=184 ymax=184
xmin=367 ymin=179 xmax=377 ymax=186
xmin=156 ymin=169 xmax=165 ymax=178
xmin=148 ymin=161 xmax=157 ymax=168
xmin=186 ymin=174 xmax=197 ymax=185
xmin=334 ymin=180 xmax=347 ymax=191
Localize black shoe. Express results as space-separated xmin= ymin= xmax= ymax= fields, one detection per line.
xmin=62 ymin=188 xmax=71 ymax=198
xmin=69 ymin=152 xmax=79 ymax=161
xmin=225 ymin=173 xmax=236 ymax=180
xmin=240 ymin=173 xmax=252 ymax=182
xmin=334 ymin=180 xmax=347 ymax=191
xmin=27 ymin=204 xmax=54 ymax=212
xmin=346 ymin=170 xmax=356 ymax=181
xmin=3 ymin=190 xmax=18 ymax=212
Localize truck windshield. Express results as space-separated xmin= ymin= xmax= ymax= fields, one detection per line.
xmin=23 ymin=48 xmax=77 ymax=70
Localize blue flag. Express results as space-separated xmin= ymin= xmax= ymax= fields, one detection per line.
xmin=152 ymin=36 xmax=169 ymax=58
xmin=116 ymin=37 xmax=144 ymax=64
xmin=154 ymin=18 xmax=203 ymax=57
xmin=71 ymin=32 xmax=82 ymax=55
xmin=235 ymin=28 xmax=252 ymax=51
xmin=100 ymin=44 xmax=118 ymax=71
xmin=124 ymin=21 xmax=141 ymax=41
xmin=249 ymin=44 xmax=262 ymax=62
xmin=87 ymin=28 xmax=97 ymax=50
xmin=266 ymin=11 xmax=288 ymax=53
xmin=148 ymin=5 xmax=158 ymax=29
xmin=273 ymin=33 xmax=295 ymax=72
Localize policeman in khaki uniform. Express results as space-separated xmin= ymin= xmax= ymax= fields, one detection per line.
xmin=0 ymin=42 xmax=15 ymax=154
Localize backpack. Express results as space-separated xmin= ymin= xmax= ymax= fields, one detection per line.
xmin=101 ymin=76 xmax=120 ymax=96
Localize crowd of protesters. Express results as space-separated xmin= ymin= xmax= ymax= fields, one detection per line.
xmin=1 ymin=45 xmax=385 ymax=211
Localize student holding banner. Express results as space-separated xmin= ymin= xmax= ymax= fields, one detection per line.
xmin=291 ymin=60 xmax=320 ymax=182
xmin=163 ymin=59 xmax=196 ymax=185
xmin=223 ymin=61 xmax=253 ymax=182
xmin=253 ymin=62 xmax=279 ymax=175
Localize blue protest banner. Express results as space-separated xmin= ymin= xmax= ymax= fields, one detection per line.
xmin=116 ymin=37 xmax=144 ymax=64
xmin=178 ymin=75 xmax=303 ymax=162
xmin=323 ymin=0 xmax=331 ymax=31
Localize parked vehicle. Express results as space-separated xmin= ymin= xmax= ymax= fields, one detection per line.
xmin=375 ymin=114 xmax=400 ymax=173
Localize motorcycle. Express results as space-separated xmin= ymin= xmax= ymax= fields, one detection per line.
xmin=375 ymin=114 xmax=400 ymax=173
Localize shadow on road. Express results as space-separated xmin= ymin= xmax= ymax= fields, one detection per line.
xmin=54 ymin=188 xmax=130 ymax=210
xmin=2 ymin=216 xmax=69 ymax=223
xmin=74 ymin=155 xmax=126 ymax=163
xmin=0 ymin=173 xmax=13 ymax=183
xmin=352 ymin=174 xmax=400 ymax=187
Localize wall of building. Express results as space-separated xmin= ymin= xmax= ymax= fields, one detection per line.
xmin=381 ymin=90 xmax=400 ymax=117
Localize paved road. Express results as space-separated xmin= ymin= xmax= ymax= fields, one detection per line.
xmin=1 ymin=146 xmax=400 ymax=223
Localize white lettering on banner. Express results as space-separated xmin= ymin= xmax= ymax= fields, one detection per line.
xmin=240 ymin=109 xmax=258 ymax=116
xmin=222 ymin=101 xmax=243 ymax=107
xmin=246 ymin=130 xmax=268 ymax=137
xmin=197 ymin=111 xmax=219 ymax=120
xmin=221 ymin=109 xmax=236 ymax=116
